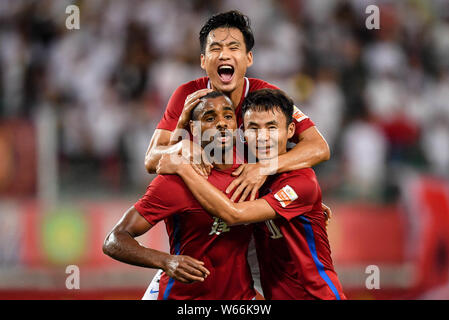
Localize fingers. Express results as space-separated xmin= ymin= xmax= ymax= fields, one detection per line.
xmin=186 ymin=88 xmax=213 ymax=103
xmin=171 ymin=256 xmax=210 ymax=284
xmin=185 ymin=258 xmax=210 ymax=277
xmin=238 ymin=185 xmax=251 ymax=203
xmin=178 ymin=89 xmax=213 ymax=127
xmin=226 ymin=176 xmax=242 ymax=194
xmin=186 ymin=88 xmax=214 ymax=101
xmin=249 ymin=187 xmax=258 ymax=201
xmin=322 ymin=203 xmax=333 ymax=221
xmin=230 ymin=182 xmax=248 ymax=202
xmin=192 ymin=163 xmax=207 ymax=177
xmin=231 ymin=164 xmax=245 ymax=177
xmin=201 ymin=151 xmax=213 ymax=176
xmin=184 ymin=89 xmax=213 ymax=111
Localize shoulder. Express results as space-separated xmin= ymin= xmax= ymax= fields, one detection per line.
xmin=147 ymin=174 xmax=193 ymax=199
xmin=248 ymin=78 xmax=280 ymax=91
xmin=272 ymin=168 xmax=320 ymax=202
xmin=179 ymin=77 xmax=209 ymax=92
xmin=277 ymin=168 xmax=318 ymax=186
xmin=170 ymin=77 xmax=209 ymax=98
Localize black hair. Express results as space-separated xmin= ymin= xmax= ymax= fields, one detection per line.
xmin=241 ymin=89 xmax=294 ymax=127
xmin=191 ymin=91 xmax=231 ymax=120
xmin=199 ymin=10 xmax=255 ymax=54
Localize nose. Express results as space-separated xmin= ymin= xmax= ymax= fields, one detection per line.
xmin=216 ymin=116 xmax=228 ymax=129
xmin=257 ymin=129 xmax=270 ymax=143
xmin=218 ymin=48 xmax=230 ymax=60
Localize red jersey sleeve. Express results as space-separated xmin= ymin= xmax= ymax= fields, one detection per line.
xmin=262 ymin=170 xmax=320 ymax=221
xmin=290 ymin=105 xmax=315 ymax=143
xmin=134 ymin=175 xmax=191 ymax=225
xmin=156 ymin=80 xmax=202 ymax=131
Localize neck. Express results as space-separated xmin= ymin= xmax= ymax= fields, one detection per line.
xmin=209 ymin=149 xmax=234 ymax=171
xmin=212 ymin=77 xmax=245 ymax=108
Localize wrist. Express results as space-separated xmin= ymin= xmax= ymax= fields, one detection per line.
xmin=160 ymin=254 xmax=172 ymax=272
xmin=176 ymin=119 xmax=187 ymax=130
xmin=150 ymin=251 xmax=171 ymax=270
xmin=176 ymin=162 xmax=192 ymax=176
xmin=258 ymin=159 xmax=277 ymax=175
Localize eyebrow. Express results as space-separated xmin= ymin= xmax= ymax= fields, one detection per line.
xmin=201 ymin=110 xmax=217 ymax=117
xmin=209 ymin=40 xmax=241 ymax=47
xmin=247 ymin=120 xmax=279 ymax=127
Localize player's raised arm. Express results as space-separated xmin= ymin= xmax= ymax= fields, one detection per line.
xmin=103 ymin=206 xmax=210 ymax=283
xmin=144 ymin=88 xmax=213 ymax=175
xmin=157 ymin=154 xmax=277 ymax=226
xmin=277 ymin=125 xmax=330 ymax=172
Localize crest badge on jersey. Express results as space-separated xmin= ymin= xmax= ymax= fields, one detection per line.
xmin=274 ymin=185 xmax=298 ymax=208
xmin=292 ymin=105 xmax=308 ymax=122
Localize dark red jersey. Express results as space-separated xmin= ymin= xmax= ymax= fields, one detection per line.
xmin=157 ymin=76 xmax=314 ymax=141
xmin=254 ymin=168 xmax=346 ymax=300
xmin=134 ymin=162 xmax=255 ymax=300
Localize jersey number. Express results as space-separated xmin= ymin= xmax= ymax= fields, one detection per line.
xmin=265 ymin=220 xmax=283 ymax=239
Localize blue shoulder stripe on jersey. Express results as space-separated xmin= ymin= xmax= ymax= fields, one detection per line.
xmin=163 ymin=214 xmax=181 ymax=300
xmin=299 ymin=215 xmax=341 ymax=300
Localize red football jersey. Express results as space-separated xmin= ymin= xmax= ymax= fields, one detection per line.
xmin=157 ymin=76 xmax=314 ymax=141
xmin=254 ymin=168 xmax=346 ymax=300
xmin=134 ymin=163 xmax=255 ymax=300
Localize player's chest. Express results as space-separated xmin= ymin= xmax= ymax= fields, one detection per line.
xmin=176 ymin=207 xmax=237 ymax=237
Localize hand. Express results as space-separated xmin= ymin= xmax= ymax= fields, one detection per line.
xmin=322 ymin=202 xmax=332 ymax=228
xmin=156 ymin=153 xmax=186 ymax=175
xmin=226 ymin=163 xmax=268 ymax=202
xmin=176 ymin=88 xmax=213 ymax=129
xmin=163 ymin=255 xmax=210 ymax=284
xmin=178 ymin=140 xmax=213 ymax=177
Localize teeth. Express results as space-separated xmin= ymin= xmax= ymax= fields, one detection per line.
xmin=219 ymin=66 xmax=233 ymax=71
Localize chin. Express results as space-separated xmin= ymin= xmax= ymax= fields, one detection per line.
xmin=212 ymin=80 xmax=236 ymax=93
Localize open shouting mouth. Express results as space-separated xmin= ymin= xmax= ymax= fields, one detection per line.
xmin=217 ymin=64 xmax=234 ymax=84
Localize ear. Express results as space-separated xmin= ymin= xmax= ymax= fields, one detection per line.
xmin=246 ymin=51 xmax=253 ymax=68
xmin=287 ymin=122 xmax=295 ymax=140
xmin=200 ymin=54 xmax=206 ymax=70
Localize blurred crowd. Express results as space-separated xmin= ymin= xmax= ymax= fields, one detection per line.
xmin=1 ymin=0 xmax=449 ymax=201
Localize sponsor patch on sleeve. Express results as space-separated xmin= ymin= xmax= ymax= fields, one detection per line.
xmin=274 ymin=185 xmax=298 ymax=208
xmin=292 ymin=105 xmax=308 ymax=122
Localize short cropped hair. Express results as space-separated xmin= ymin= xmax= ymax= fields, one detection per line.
xmin=191 ymin=91 xmax=231 ymax=120
xmin=241 ymin=89 xmax=294 ymax=127
xmin=199 ymin=10 xmax=255 ymax=54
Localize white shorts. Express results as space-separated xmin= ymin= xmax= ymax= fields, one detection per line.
xmin=142 ymin=269 xmax=163 ymax=300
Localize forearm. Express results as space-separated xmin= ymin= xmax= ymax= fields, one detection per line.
xmin=177 ymin=165 xmax=241 ymax=224
xmin=145 ymin=143 xmax=181 ymax=173
xmin=277 ymin=131 xmax=330 ymax=173
xmin=103 ymin=230 xmax=169 ymax=270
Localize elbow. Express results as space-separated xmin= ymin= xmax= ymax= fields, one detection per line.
xmin=102 ymin=232 xmax=116 ymax=258
xmin=313 ymin=136 xmax=330 ymax=164
xmin=320 ymin=141 xmax=331 ymax=162
xmin=145 ymin=154 xmax=157 ymax=174
xmin=222 ymin=208 xmax=243 ymax=226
